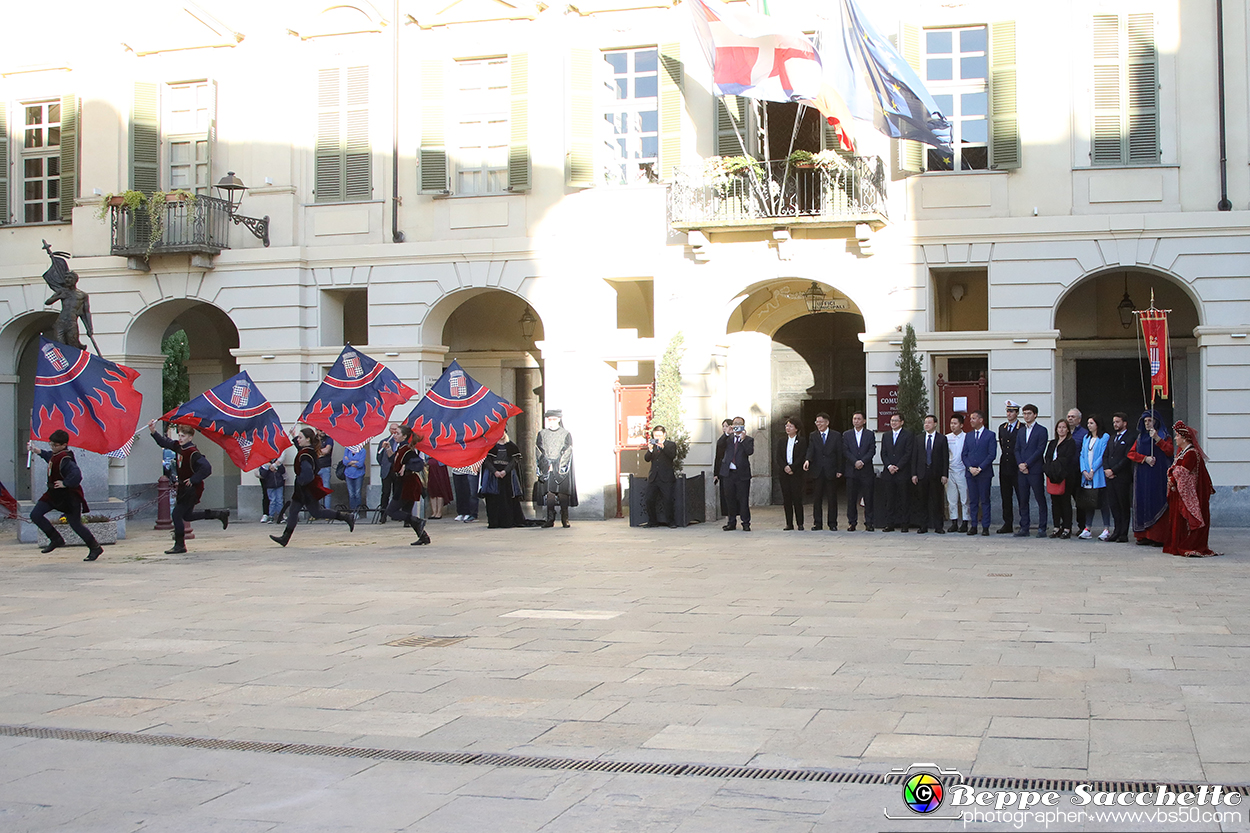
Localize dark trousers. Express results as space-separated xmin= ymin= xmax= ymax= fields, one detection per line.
xmin=645 ymin=479 xmax=675 ymax=526
xmin=31 ymin=500 xmax=99 ymax=549
xmin=968 ymin=471 xmax=993 ymax=529
xmin=1108 ymin=474 xmax=1132 ymax=539
xmin=780 ymin=470 xmax=806 ymax=528
xmin=882 ymin=474 xmax=910 ymax=529
xmin=1016 ymin=471 xmax=1048 ymax=533
xmin=717 ymin=477 xmax=729 ymax=517
xmin=173 ymin=489 xmax=214 ymax=543
xmin=282 ymin=494 xmax=343 ymax=537
xmin=915 ymin=476 xmax=944 ymax=531
xmin=845 ymin=470 xmax=875 ymax=527
xmin=809 ymin=475 xmax=836 ymax=529
xmin=725 ymin=477 xmax=750 ymax=526
xmin=379 ymin=474 xmax=397 ymax=511
xmin=999 ymin=467 xmax=1017 ymax=527
xmin=453 ymin=473 xmax=479 ymax=518
xmin=386 ymin=497 xmax=426 ymax=534
xmin=1050 ymin=492 xmax=1073 ymax=533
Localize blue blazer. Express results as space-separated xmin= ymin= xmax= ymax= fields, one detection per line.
xmin=1016 ymin=423 xmax=1048 ymax=474
xmin=961 ymin=426 xmax=997 ymax=475
xmin=842 ymin=428 xmax=876 ymax=476
xmin=1080 ymin=434 xmax=1110 ymax=489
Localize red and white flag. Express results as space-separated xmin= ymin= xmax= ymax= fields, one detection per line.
xmin=687 ymin=0 xmax=824 ymax=104
xmin=1139 ymin=309 xmax=1170 ymax=399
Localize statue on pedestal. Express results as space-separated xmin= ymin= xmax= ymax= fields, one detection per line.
xmin=42 ymin=239 xmax=101 ymax=355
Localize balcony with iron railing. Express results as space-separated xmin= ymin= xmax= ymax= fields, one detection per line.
xmin=109 ymin=194 xmax=233 ymax=262
xmin=668 ymin=155 xmax=888 ymax=232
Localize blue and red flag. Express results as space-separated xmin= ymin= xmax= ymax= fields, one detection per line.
xmin=403 ymin=359 xmax=522 ymax=468
xmin=32 ymin=336 xmax=143 ymax=455
xmin=162 ymin=372 xmax=292 ymax=471
xmin=299 ymin=346 xmax=417 ymax=449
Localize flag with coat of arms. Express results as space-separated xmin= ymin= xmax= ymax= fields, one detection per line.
xmin=31 ymin=336 xmax=144 ymax=455
xmin=161 ymin=372 xmax=292 ymax=471
xmin=299 ymin=345 xmax=418 ymax=449
xmin=403 ymin=359 xmax=522 ymax=468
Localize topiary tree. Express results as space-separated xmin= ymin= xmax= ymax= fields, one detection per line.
xmin=896 ymin=323 xmax=928 ymax=432
xmin=161 ymin=329 xmax=190 ymax=415
xmin=651 ymin=332 xmax=690 ymax=469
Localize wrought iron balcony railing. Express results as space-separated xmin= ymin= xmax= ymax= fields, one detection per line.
xmin=668 ymin=155 xmax=888 ymax=230
xmin=109 ymin=194 xmax=232 ymax=258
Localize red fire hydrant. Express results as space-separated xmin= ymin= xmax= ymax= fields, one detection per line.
xmin=153 ymin=476 xmax=193 ymax=538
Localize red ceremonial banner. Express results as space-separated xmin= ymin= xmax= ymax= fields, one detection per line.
xmin=1140 ymin=310 xmax=1170 ymax=400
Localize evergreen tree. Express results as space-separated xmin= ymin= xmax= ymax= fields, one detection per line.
xmin=652 ymin=332 xmax=690 ymax=469
xmin=895 ymin=323 xmax=928 ymax=431
xmin=161 ymin=329 xmax=190 ymax=415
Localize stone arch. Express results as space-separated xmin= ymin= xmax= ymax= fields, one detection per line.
xmin=0 ymin=311 xmax=59 ymax=498
xmin=1053 ymin=265 xmax=1204 ymax=335
xmin=723 ymin=276 xmax=867 ymax=338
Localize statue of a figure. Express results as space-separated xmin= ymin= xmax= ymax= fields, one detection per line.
xmin=42 ymin=239 xmax=101 ymax=355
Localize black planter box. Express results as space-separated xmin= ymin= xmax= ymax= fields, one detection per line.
xmin=629 ymin=473 xmax=706 ymax=527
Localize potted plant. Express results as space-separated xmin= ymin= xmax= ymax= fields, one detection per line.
xmin=96 ymin=189 xmax=197 ymax=257
xmin=789 ymin=149 xmax=816 ymax=168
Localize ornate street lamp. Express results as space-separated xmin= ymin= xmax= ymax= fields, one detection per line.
xmin=802 ymin=281 xmax=827 ymax=314
xmin=1117 ymin=274 xmax=1135 ymax=329
xmin=214 ymin=171 xmax=271 ymax=247
xmin=519 ymin=306 xmax=537 ymax=339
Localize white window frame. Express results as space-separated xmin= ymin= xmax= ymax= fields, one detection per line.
xmin=600 ymin=46 xmax=660 ymax=186
xmin=453 ymin=57 xmax=510 ymax=196
xmin=19 ymin=99 xmax=62 ymax=224
xmin=163 ymin=80 xmax=214 ymax=195
xmin=922 ymin=25 xmax=989 ymax=172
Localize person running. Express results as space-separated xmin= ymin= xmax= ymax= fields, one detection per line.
xmin=385 ymin=425 xmax=431 ymax=545
xmin=148 ymin=420 xmax=230 ymax=554
xmin=270 ymin=427 xmax=356 ymax=547
xmin=28 ymin=431 xmax=104 ymax=562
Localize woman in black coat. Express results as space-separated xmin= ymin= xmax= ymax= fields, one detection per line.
xmin=1044 ymin=418 xmax=1080 ymax=539
xmin=479 ymin=433 xmax=528 ymax=528
xmin=775 ymin=416 xmax=809 ymax=530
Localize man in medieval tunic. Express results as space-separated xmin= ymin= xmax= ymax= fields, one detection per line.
xmin=28 ymin=431 xmax=104 ymax=561
xmin=536 ymin=410 xmax=577 ymax=528
xmin=148 ymin=420 xmax=230 ymax=554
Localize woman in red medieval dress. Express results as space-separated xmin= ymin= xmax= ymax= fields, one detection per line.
xmin=1164 ymin=421 xmax=1219 ymax=557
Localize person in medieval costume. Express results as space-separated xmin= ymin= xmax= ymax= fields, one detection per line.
xmin=479 ymin=432 xmax=529 ymax=528
xmin=1164 ymin=420 xmax=1219 ymax=557
xmin=536 ymin=409 xmax=577 ymax=528
xmin=148 ymin=420 xmax=230 ymax=554
xmin=28 ymin=431 xmax=104 ymax=561
xmin=1127 ymin=409 xmax=1173 ymax=547
xmin=385 ymin=424 xmax=431 ymax=545
xmin=270 ymin=427 xmax=357 ymax=547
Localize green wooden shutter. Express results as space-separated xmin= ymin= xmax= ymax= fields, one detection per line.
xmin=419 ymin=60 xmax=448 ymax=193
xmin=201 ymin=80 xmax=216 ymax=195
xmin=130 ymin=82 xmax=160 ymax=194
xmin=716 ymin=95 xmax=747 ymax=156
xmin=344 ymin=66 xmax=371 ymax=199
xmin=315 ymin=68 xmax=343 ymax=202
xmin=988 ymin=22 xmax=1020 ymax=169
xmin=0 ymin=105 xmax=10 ymax=224
xmin=1091 ymin=15 xmax=1122 ymax=164
xmin=1126 ymin=13 xmax=1158 ymax=164
xmin=898 ymin=25 xmax=924 ymax=173
xmin=658 ymin=42 xmax=682 ymax=181
xmin=58 ymin=95 xmax=79 ymax=220
xmin=568 ymin=49 xmax=595 ymax=187
xmin=509 ymin=53 xmax=531 ymax=191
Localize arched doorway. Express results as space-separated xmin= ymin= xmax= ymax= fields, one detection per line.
xmin=0 ymin=312 xmax=58 ymax=499
xmin=1055 ymin=270 xmax=1200 ymax=430
xmin=125 ymin=301 xmax=241 ymax=509
xmin=435 ymin=289 xmax=544 ymax=477
xmin=726 ymin=280 xmax=867 ymax=505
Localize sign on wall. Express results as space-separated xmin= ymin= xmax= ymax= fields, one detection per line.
xmin=875 ymin=384 xmax=899 ymax=431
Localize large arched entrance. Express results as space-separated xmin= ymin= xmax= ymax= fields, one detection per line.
xmin=726 ymin=280 xmax=866 ymax=505
xmin=125 ymin=300 xmax=241 ymax=509
xmin=434 ymin=289 xmax=544 ymax=477
xmin=1055 ymin=269 xmax=1200 ymax=430
xmin=0 ymin=312 xmax=58 ymax=499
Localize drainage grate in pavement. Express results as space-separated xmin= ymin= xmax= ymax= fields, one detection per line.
xmin=987 ymin=573 xmax=1013 ymax=577
xmin=1 ymin=724 xmax=1246 ymax=793
xmin=384 ymin=635 xmax=468 ymax=648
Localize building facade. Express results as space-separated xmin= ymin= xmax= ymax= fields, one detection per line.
xmin=1 ymin=0 xmax=1247 ymax=522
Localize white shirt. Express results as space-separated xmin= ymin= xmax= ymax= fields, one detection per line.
xmin=1023 ymin=423 xmax=1033 ymax=444
xmin=786 ymin=435 xmax=797 ymax=465
xmin=947 ymin=431 xmax=966 ymax=472
xmin=854 ymin=428 xmax=863 ymax=444
xmin=892 ymin=429 xmax=901 ymax=443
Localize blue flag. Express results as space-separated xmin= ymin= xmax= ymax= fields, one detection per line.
xmin=402 ymin=360 xmax=522 ymax=468
xmin=299 ymin=346 xmax=417 ymax=449
xmin=32 ymin=337 xmax=143 ymax=455
xmin=162 ymin=372 xmax=292 ymax=471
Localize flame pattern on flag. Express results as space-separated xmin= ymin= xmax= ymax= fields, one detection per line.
xmin=162 ymin=372 xmax=292 ymax=471
xmin=299 ymin=346 xmax=417 ymax=449
xmin=403 ymin=359 xmax=522 ymax=468
xmin=32 ymin=337 xmax=143 ymax=455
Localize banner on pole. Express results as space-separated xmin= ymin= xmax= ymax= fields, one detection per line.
xmin=1139 ymin=309 xmax=1170 ymax=399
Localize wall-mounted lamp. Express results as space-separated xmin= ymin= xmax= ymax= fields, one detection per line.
xmin=519 ymin=306 xmax=537 ymax=339
xmin=951 ymin=283 xmax=966 ymax=302
xmin=214 ymin=171 xmax=271 ymax=247
xmin=802 ymin=281 xmax=827 ymax=314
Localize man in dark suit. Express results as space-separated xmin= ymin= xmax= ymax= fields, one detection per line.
xmin=879 ymin=413 xmax=914 ymax=532
xmin=644 ymin=425 xmax=678 ymax=528
xmin=997 ymin=401 xmax=1021 ymax=533
xmin=719 ymin=416 xmax=754 ymax=532
xmin=802 ymin=412 xmax=842 ymax=531
xmin=962 ymin=409 xmax=997 ymax=536
xmin=1013 ymin=403 xmax=1049 ymax=538
xmin=712 ymin=418 xmax=732 ymax=518
xmin=843 ymin=411 xmax=876 ymax=531
xmin=1103 ymin=411 xmax=1135 ymax=543
xmin=911 ymin=414 xmax=949 ymax=534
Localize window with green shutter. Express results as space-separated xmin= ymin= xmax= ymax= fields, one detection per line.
xmin=130 ymin=82 xmax=160 ymax=194
xmin=315 ymin=66 xmax=372 ymax=203
xmin=567 ymin=49 xmax=596 ymax=187
xmin=58 ymin=95 xmax=78 ymax=219
xmin=0 ymin=106 xmax=7 ymax=224
xmin=988 ymin=22 xmax=1020 ymax=169
xmin=604 ymin=47 xmax=660 ymax=185
xmin=658 ymin=42 xmax=682 ymax=181
xmin=509 ymin=53 xmax=531 ymax=191
xmin=452 ymin=57 xmax=510 ymax=195
xmin=20 ymin=99 xmax=67 ymax=222
xmin=717 ymin=94 xmax=748 ymax=157
xmin=164 ymin=80 xmax=215 ymax=195
xmin=1092 ymin=13 xmax=1158 ymax=165
xmin=419 ymin=60 xmax=449 ymax=194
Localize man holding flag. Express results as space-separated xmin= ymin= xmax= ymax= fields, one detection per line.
xmin=28 ymin=431 xmax=105 ymax=562
xmin=147 ymin=420 xmax=230 ymax=554
xmin=270 ymin=427 xmax=357 ymax=547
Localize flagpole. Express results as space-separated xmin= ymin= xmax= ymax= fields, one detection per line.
xmin=723 ymin=98 xmax=772 ymax=210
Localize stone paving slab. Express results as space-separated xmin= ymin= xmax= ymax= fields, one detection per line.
xmin=0 ymin=511 xmax=1248 ymax=830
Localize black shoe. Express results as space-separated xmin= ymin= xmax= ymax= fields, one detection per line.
xmin=981 ymin=528 xmax=990 ymax=536
xmin=1013 ymin=530 xmax=1028 ymax=537
xmin=865 ymin=525 xmax=874 ymax=532
xmin=562 ymin=520 xmax=570 ymax=528
xmin=542 ymin=520 xmax=555 ymax=528
xmin=997 ymin=525 xmax=1013 ymax=534
xmin=40 ymin=540 xmax=64 ymax=554
xmin=917 ymin=528 xmax=927 ymax=534
xmin=783 ymin=525 xmax=794 ymax=531
xmin=84 ymin=547 xmax=104 ymax=562
xmin=882 ymin=526 xmax=895 ymax=532
xmin=899 ymin=527 xmax=909 ymax=533
xmin=218 ymin=509 xmax=230 ymax=530
xmin=165 ymin=544 xmax=187 ymax=554
xmin=270 ymin=533 xmax=290 ymax=548
xmin=935 ymin=528 xmax=946 ymax=534
xmin=959 ymin=522 xmax=968 ymax=533
xmin=742 ymin=523 xmax=751 ymax=532
xmin=341 ymin=512 xmax=356 ymax=533
xmin=830 ymin=526 xmax=837 ymax=531
xmin=722 ymin=524 xmax=736 ymax=531
xmin=797 ymin=525 xmax=804 ymax=531
xmin=847 ymin=525 xmax=857 ymax=532
xmin=1037 ymin=529 xmax=1048 ymax=539
xmin=1136 ymin=538 xmax=1153 ymax=546
xmin=812 ymin=525 xmax=823 ymax=531
xmin=966 ymin=527 xmax=978 ymax=536
xmin=414 ymin=531 xmax=431 ymax=545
